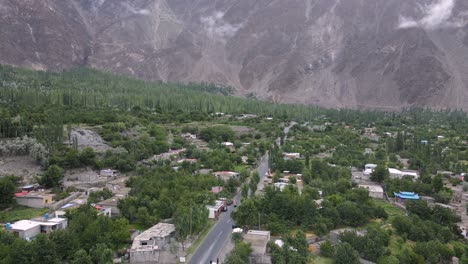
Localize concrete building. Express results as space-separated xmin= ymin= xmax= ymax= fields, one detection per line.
xmin=181 ymin=133 xmax=197 ymax=140
xmin=213 ymin=171 xmax=239 ymax=181
xmin=129 ymin=223 xmax=175 ymax=264
xmin=210 ymin=186 xmax=223 ymax=194
xmin=221 ymin=142 xmax=235 ymax=152
xmin=97 ymin=197 xmax=122 ymax=216
xmin=244 ymin=230 xmax=271 ymax=255
xmin=15 ymin=191 xmax=54 ymax=208
xmin=100 ymin=169 xmax=118 ymax=177
xmin=207 ymin=200 xmax=225 ymax=219
xmin=7 ymin=214 xmax=67 ymax=240
xmin=364 ymin=164 xmax=377 ymax=171
xmin=358 ymin=184 xmax=384 ymax=199
xmin=388 ymin=168 xmax=419 ymax=180
xmin=237 ymin=114 xmax=258 ymax=120
xmin=363 ymin=164 xmax=377 ymax=177
xmin=283 ymin=153 xmax=300 ymax=160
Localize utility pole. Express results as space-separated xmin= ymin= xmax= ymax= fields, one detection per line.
xmin=258 ymin=212 xmax=261 ymax=230
xmin=189 ymin=205 xmax=193 ymax=237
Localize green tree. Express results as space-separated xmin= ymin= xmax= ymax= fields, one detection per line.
xmin=38 ymin=165 xmax=64 ymax=188
xmin=0 ymin=176 xmax=16 ymax=208
xmin=90 ymin=244 xmax=113 ymax=264
xmin=241 ymin=184 xmax=249 ymax=198
xmin=397 ymin=247 xmax=423 ymax=264
xmin=49 ymin=230 xmax=80 ymax=261
xmin=29 ymin=234 xmax=61 ymax=264
xmin=232 ymin=198 xmax=259 ymax=227
xmin=432 ymin=175 xmax=444 ymax=193
xmin=406 ymin=200 xmax=431 ymax=219
xmin=71 ymin=249 xmax=93 ymax=264
xmin=377 ymin=256 xmax=399 ymax=264
xmin=79 ymin=147 xmax=96 ymax=166
xmin=337 ymin=201 xmax=367 ymax=227
xmin=370 ymin=163 xmax=388 ymax=183
xmin=320 ymin=240 xmax=334 ymax=258
xmin=335 ymin=242 xmax=360 ymax=264
xmin=224 ymin=242 xmax=252 ymax=264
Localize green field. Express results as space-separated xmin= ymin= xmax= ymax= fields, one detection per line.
xmin=308 ymin=256 xmax=334 ymax=264
xmin=0 ymin=206 xmax=49 ymax=223
xmin=373 ymin=199 xmax=405 ymax=223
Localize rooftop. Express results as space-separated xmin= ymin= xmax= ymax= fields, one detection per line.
xmin=97 ymin=197 xmax=120 ymax=206
xmin=131 ymin=223 xmax=175 ymax=250
xmin=214 ymin=171 xmax=239 ymax=177
xmin=10 ymin=220 xmax=41 ymax=231
xmin=211 ymin=186 xmax=223 ymax=194
xmin=358 ymin=184 xmax=383 ymax=193
xmin=9 ymin=217 xmax=66 ymax=230
xmin=247 ymin=230 xmax=271 ymax=236
xmin=17 ymin=191 xmax=53 ymax=199
xmin=394 ymin=192 xmax=420 ymax=200
xmin=388 ymin=168 xmax=419 ymax=177
xmin=15 ymin=191 xmax=29 ymax=197
xmin=207 ymin=200 xmax=225 ymax=210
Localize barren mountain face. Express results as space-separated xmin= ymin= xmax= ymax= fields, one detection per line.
xmin=1 ymin=0 xmax=468 ymax=110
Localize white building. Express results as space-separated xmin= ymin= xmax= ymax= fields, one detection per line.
xmin=364 ymin=164 xmax=377 ymax=171
xmin=388 ymin=168 xmax=419 ymax=180
xmin=100 ymin=169 xmax=118 ymax=177
xmin=274 ymin=182 xmax=288 ymax=191
xmin=221 ymin=142 xmax=234 ymax=147
xmin=363 ymin=164 xmax=377 ymax=177
xmin=358 ymin=184 xmax=384 ymax=199
xmin=6 ymin=215 xmax=67 ymax=240
xmin=129 ymin=223 xmax=175 ymax=264
xmin=221 ymin=142 xmax=235 ymax=152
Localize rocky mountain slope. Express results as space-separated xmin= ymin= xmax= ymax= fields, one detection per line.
xmin=1 ymin=0 xmax=468 ymax=110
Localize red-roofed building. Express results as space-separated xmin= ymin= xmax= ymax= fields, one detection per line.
xmin=15 ymin=191 xmax=29 ymax=198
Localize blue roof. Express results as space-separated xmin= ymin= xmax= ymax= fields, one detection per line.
xmin=394 ymin=192 xmax=419 ymax=200
xmin=400 ymin=192 xmax=416 ymax=195
xmin=61 ymin=203 xmax=75 ymax=209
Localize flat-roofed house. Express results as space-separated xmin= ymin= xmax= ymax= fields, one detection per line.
xmin=129 ymin=223 xmax=175 ymax=264
xmin=15 ymin=191 xmax=54 ymax=208
xmin=213 ymin=171 xmax=239 ymax=181
xmin=7 ymin=216 xmax=67 ymax=240
xmin=358 ymin=184 xmax=384 ymax=199
xmin=244 ymin=230 xmax=271 ymax=255
xmin=388 ymin=168 xmax=419 ymax=180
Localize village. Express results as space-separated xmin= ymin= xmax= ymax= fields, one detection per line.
xmin=1 ymin=111 xmax=468 ymax=264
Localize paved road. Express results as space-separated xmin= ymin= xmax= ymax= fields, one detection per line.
xmin=275 ymin=121 xmax=297 ymax=146
xmin=255 ymin=152 xmax=270 ymax=196
xmin=188 ymin=153 xmax=270 ymax=264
